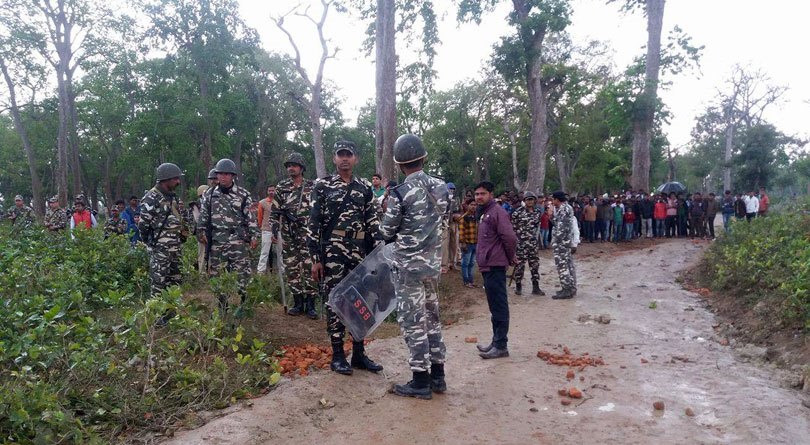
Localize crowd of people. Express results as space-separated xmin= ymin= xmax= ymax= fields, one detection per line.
xmin=3 ymin=142 xmax=772 ymax=401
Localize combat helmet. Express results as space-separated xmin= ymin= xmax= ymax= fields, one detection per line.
xmin=393 ymin=134 xmax=427 ymax=164
xmin=156 ymin=163 xmax=183 ymax=182
xmin=283 ymin=152 xmax=306 ymax=171
xmin=214 ymin=158 xmax=238 ymax=175
xmin=207 ymin=168 xmax=218 ymax=180
xmin=523 ymin=191 xmax=537 ymax=200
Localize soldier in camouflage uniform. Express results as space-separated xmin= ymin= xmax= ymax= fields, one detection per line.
xmin=510 ymin=191 xmax=544 ymax=296
xmin=198 ymin=159 xmax=259 ymax=314
xmin=104 ymin=206 xmax=128 ymax=238
xmin=380 ymin=134 xmax=449 ymax=399
xmin=271 ymin=152 xmax=318 ymax=318
xmin=44 ymin=196 xmax=67 ymax=232
xmin=308 ymin=140 xmax=383 ymax=376
xmin=7 ymin=195 xmax=35 ymax=229
xmin=138 ymin=163 xmax=188 ymax=299
xmin=550 ymin=191 xmax=577 ymax=299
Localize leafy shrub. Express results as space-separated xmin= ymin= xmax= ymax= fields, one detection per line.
xmin=0 ymin=226 xmax=280 ymax=443
xmin=701 ymin=196 xmax=810 ymax=329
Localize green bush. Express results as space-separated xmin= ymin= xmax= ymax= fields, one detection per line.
xmin=702 ymin=196 xmax=810 ymax=329
xmin=0 ymin=226 xmax=280 ymax=443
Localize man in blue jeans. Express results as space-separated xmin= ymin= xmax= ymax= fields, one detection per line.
xmin=474 ymin=181 xmax=517 ymax=359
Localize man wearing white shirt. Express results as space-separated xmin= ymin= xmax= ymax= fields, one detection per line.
xmin=743 ymin=190 xmax=759 ymax=222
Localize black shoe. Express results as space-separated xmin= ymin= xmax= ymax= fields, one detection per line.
xmin=351 ymin=341 xmax=383 ymax=372
xmin=552 ymin=289 xmax=575 ymax=300
xmin=330 ymin=343 xmax=353 ymax=375
xmin=393 ymin=371 xmax=432 ymax=400
xmin=479 ymin=347 xmax=509 ymax=359
xmin=515 ymin=283 xmax=522 ymax=295
xmin=305 ymin=297 xmax=318 ymax=319
xmin=430 ymin=364 xmax=446 ymax=393
xmin=531 ymin=281 xmax=545 ymax=296
xmin=476 ymin=343 xmax=493 ymax=353
xmin=287 ymin=295 xmax=304 ymax=316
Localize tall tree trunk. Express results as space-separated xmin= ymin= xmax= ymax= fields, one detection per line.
xmin=554 ymin=143 xmax=568 ymax=193
xmin=197 ymin=71 xmax=213 ymax=170
xmin=723 ymin=122 xmax=734 ymax=192
xmin=66 ymin=70 xmax=83 ymax=196
xmin=310 ymin=90 xmax=327 ymax=178
xmin=56 ymin=71 xmax=70 ymax=205
xmin=504 ymin=117 xmax=524 ymax=191
xmin=525 ymin=54 xmax=550 ymax=193
xmin=255 ymin=128 xmax=268 ymax=194
xmin=630 ymin=0 xmax=665 ymax=191
xmin=375 ymin=0 xmax=397 ymax=182
xmin=0 ymin=58 xmax=45 ymax=219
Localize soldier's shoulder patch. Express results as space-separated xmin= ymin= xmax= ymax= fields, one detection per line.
xmin=356 ymin=177 xmax=372 ymax=188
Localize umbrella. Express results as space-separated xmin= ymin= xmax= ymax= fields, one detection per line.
xmin=656 ymin=181 xmax=687 ymax=194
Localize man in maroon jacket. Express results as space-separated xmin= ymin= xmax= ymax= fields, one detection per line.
xmin=474 ymin=181 xmax=518 ymax=359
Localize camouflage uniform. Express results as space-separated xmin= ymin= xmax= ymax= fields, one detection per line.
xmin=44 ymin=207 xmax=67 ymax=232
xmin=138 ymin=186 xmax=187 ymax=296
xmin=307 ymin=174 xmax=379 ymax=343
xmin=379 ymin=171 xmax=448 ymax=372
xmin=270 ymin=178 xmax=317 ymax=307
xmin=510 ymin=205 xmax=542 ymax=286
xmin=551 ymin=202 xmax=576 ymax=293
xmin=199 ymin=183 xmax=258 ymax=300
xmin=104 ymin=215 xmax=128 ymax=237
xmin=7 ymin=205 xmax=35 ymax=229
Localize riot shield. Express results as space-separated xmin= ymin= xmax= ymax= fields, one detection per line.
xmin=327 ymin=243 xmax=396 ymax=340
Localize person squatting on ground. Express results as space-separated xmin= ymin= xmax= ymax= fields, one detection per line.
xmin=551 ymin=191 xmax=577 ymax=300
xmin=379 ymin=134 xmax=449 ymax=399
xmin=198 ymin=158 xmax=259 ymax=315
xmin=474 ymin=181 xmax=517 ymax=359
xmin=271 ymin=153 xmax=319 ymax=318
xmin=510 ymin=191 xmax=544 ymax=296
xmin=138 ymin=163 xmax=188 ymax=325
xmin=308 ymin=140 xmax=383 ymax=376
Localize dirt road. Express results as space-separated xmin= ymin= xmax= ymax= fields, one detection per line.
xmin=165 ymin=239 xmax=809 ymax=444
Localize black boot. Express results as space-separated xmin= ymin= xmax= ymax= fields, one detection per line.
xmin=287 ymin=295 xmax=304 ymax=316
xmin=531 ymin=280 xmax=545 ymax=296
xmin=330 ymin=341 xmax=353 ymax=375
xmin=430 ymin=363 xmax=446 ymax=393
xmin=393 ymin=371 xmax=432 ymax=400
xmin=351 ymin=341 xmax=383 ymax=372
xmin=552 ymin=288 xmax=575 ymax=300
xmin=515 ymin=283 xmax=522 ymax=295
xmin=305 ymin=296 xmax=318 ymax=319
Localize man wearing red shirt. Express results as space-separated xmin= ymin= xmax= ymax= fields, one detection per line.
xmin=758 ymin=187 xmax=769 ymax=216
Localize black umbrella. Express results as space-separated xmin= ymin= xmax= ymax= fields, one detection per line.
xmin=656 ymin=181 xmax=687 ymax=194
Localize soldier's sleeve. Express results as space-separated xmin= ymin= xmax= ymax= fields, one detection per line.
xmin=560 ymin=207 xmax=573 ymax=246
xmin=307 ymin=181 xmax=324 ymax=263
xmin=137 ymin=195 xmax=155 ymax=234
xmin=363 ymin=184 xmax=382 ymax=241
xmin=198 ymin=191 xmax=210 ymax=232
xmin=379 ymin=188 xmax=403 ymax=242
xmin=269 ymin=190 xmax=282 ymax=235
xmin=242 ymin=192 xmax=258 ymax=239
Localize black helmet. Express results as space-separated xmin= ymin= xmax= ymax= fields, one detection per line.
xmin=207 ymin=168 xmax=217 ymax=180
xmin=283 ymin=152 xmax=306 ymax=171
xmin=393 ymin=134 xmax=427 ymax=164
xmin=214 ymin=158 xmax=238 ymax=175
xmin=156 ymin=163 xmax=183 ymax=182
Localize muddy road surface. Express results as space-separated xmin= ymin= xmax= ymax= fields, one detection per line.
xmin=165 ymin=239 xmax=809 ymax=445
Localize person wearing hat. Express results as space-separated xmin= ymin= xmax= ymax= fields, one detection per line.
xmin=7 ymin=195 xmax=35 ymax=229
xmin=380 ymin=134 xmax=449 ymax=399
xmin=550 ymin=191 xmax=577 ymax=299
xmin=198 ymin=159 xmax=259 ymax=315
xmin=104 ymin=205 xmax=128 ymax=238
xmin=207 ymin=168 xmax=219 ymax=188
xmin=510 ymin=191 xmax=544 ymax=296
xmin=308 ymin=140 xmax=383 ymax=375
xmin=270 ymin=153 xmax=318 ymax=318
xmin=440 ymin=182 xmax=460 ymax=273
xmin=44 ymin=195 xmax=67 ymax=232
xmin=138 ymin=163 xmax=189 ymax=305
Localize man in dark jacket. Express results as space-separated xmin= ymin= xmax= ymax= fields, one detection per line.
xmin=474 ymin=181 xmax=517 ymax=359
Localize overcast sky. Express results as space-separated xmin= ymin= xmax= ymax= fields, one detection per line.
xmin=239 ymin=0 xmax=809 ymax=152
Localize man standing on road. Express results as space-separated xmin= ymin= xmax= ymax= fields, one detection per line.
xmin=510 ymin=191 xmax=544 ymax=296
xmin=272 ymin=153 xmax=318 ymax=318
xmin=551 ymin=191 xmax=577 ymax=300
xmin=198 ymin=159 xmax=259 ymax=315
xmin=138 ymin=163 xmax=187 ymax=300
xmin=705 ymin=192 xmax=719 ymax=239
xmin=474 ymin=181 xmax=517 ymax=359
xmin=721 ymin=190 xmax=735 ymax=232
xmin=380 ymin=134 xmax=449 ymax=399
xmin=308 ymin=140 xmax=383 ymax=376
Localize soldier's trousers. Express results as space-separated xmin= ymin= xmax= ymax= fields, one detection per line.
xmin=393 ymin=270 xmax=446 ymax=372
xmin=514 ymin=240 xmax=540 ymax=284
xmin=209 ymin=240 xmax=252 ymax=297
xmin=148 ymin=246 xmax=181 ymax=297
xmin=282 ymin=241 xmax=316 ymax=298
xmin=552 ymin=243 xmax=576 ymax=291
xmin=323 ymin=250 xmax=362 ymax=343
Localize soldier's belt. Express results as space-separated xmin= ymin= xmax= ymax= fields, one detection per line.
xmin=332 ymin=229 xmax=366 ymax=239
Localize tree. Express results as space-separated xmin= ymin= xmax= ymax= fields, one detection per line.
xmin=375 ymin=0 xmax=397 ymax=182
xmin=274 ymin=0 xmax=339 ymax=179
xmin=459 ymin=0 xmax=572 ymax=192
